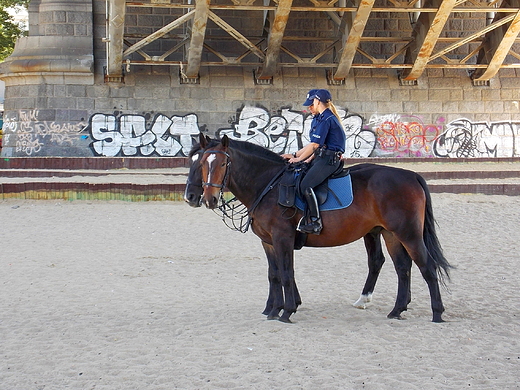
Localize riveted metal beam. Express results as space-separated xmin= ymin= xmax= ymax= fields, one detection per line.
xmin=207 ymin=11 xmax=265 ymax=60
xmin=333 ymin=0 xmax=376 ymax=80
xmin=123 ymin=9 xmax=195 ymax=56
xmin=185 ymin=0 xmax=211 ymax=78
xmin=401 ymin=0 xmax=457 ymax=81
xmin=473 ymin=0 xmax=520 ymax=81
xmin=257 ymin=0 xmax=293 ymax=79
xmin=106 ymin=0 xmax=126 ymax=81
xmin=116 ymin=0 xmax=520 ymax=80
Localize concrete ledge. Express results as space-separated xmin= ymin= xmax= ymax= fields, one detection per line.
xmin=0 ymin=182 xmax=187 ymax=202
xmin=1 ymin=157 xmax=518 ymax=200
xmin=1 ymin=181 xmax=519 ymax=202
xmin=0 ymin=157 xmax=189 ymax=169
xmin=1 ymin=156 xmax=518 ymax=170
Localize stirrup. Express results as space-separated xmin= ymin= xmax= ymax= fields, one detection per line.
xmin=297 ymin=218 xmax=322 ymax=235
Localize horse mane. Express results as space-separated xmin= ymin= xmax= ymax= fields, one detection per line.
xmin=219 ymin=137 xmax=285 ymax=164
xmin=189 ymin=135 xmax=285 ymax=167
xmin=188 ymin=142 xmax=203 ymax=158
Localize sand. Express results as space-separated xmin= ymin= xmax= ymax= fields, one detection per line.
xmin=0 ymin=193 xmax=519 ymax=389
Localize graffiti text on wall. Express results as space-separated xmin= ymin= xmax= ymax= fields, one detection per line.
xmin=434 ymin=118 xmax=520 ymax=158
xmin=88 ymin=113 xmax=201 ymax=157
xmin=3 ymin=110 xmax=86 ymax=156
xmin=5 ymin=107 xmax=520 ymax=158
xmin=87 ymin=107 xmax=377 ymax=157
xmin=218 ymin=106 xmax=376 ymax=158
xmin=368 ymin=114 xmax=442 ymax=157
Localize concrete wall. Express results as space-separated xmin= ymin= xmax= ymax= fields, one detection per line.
xmin=1 ymin=0 xmax=520 ymax=158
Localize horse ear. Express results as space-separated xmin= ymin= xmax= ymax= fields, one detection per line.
xmin=222 ymin=134 xmax=229 ymax=148
xmin=199 ymin=133 xmax=207 ymax=148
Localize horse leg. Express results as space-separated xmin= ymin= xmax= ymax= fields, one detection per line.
xmin=400 ymin=239 xmax=445 ymax=322
xmin=270 ymin=238 xmax=298 ymax=323
xmin=261 ymin=241 xmax=302 ymax=320
xmin=353 ymin=230 xmax=385 ymax=309
xmin=261 ymin=241 xmax=284 ymax=319
xmin=382 ymin=231 xmax=413 ymax=320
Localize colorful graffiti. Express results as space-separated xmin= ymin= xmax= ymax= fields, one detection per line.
xmin=67 ymin=111 xmax=520 ymax=158
xmin=4 ymin=107 xmax=520 ymax=158
xmin=368 ymin=114 xmax=442 ymax=158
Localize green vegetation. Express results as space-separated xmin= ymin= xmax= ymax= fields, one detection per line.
xmin=0 ymin=0 xmax=29 ymax=61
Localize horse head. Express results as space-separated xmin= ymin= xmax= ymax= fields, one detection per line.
xmin=184 ymin=133 xmax=209 ymax=207
xmin=200 ymin=134 xmax=231 ymax=209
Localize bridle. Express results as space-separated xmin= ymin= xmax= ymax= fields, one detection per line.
xmin=201 ymin=149 xmax=231 ymax=190
xmin=200 ymin=147 xmax=287 ymax=234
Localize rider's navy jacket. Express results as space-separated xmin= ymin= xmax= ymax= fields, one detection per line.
xmin=309 ymin=108 xmax=346 ymax=153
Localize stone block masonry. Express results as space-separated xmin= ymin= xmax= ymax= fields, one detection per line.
xmin=1 ymin=0 xmax=520 ymax=159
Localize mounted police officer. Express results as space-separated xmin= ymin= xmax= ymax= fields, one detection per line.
xmin=282 ymin=89 xmax=346 ymax=234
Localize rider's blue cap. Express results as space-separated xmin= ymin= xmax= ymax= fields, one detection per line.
xmin=303 ymin=89 xmax=318 ymax=106
xmin=314 ymin=89 xmax=332 ymax=103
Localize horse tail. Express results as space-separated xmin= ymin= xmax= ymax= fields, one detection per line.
xmin=416 ymin=174 xmax=453 ymax=286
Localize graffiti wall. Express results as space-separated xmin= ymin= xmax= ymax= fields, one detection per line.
xmin=2 ymin=110 xmax=88 ymax=156
xmin=2 ymin=105 xmax=520 ymax=158
xmin=435 ymin=118 xmax=520 ymax=158
xmin=86 ymin=107 xmax=376 ymax=158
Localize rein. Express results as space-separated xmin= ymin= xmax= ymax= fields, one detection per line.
xmin=204 ymin=147 xmax=287 ymax=233
xmin=214 ymin=166 xmax=286 ymax=233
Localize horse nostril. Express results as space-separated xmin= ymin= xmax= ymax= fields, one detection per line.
xmin=203 ymin=195 xmax=218 ymax=209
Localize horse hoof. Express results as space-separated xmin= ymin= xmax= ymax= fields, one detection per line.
xmin=387 ymin=313 xmax=405 ymax=320
xmin=432 ymin=316 xmax=445 ymax=323
xmin=353 ymin=294 xmax=372 ymax=309
xmin=267 ymin=315 xmax=280 ymax=320
xmin=278 ymin=316 xmax=293 ymax=324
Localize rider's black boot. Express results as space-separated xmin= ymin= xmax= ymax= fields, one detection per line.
xmin=297 ymin=187 xmax=322 ymax=235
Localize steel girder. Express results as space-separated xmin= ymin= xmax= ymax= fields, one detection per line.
xmin=104 ymin=0 xmax=520 ymax=82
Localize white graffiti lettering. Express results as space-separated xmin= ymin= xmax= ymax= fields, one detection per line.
xmin=3 ymin=110 xmax=86 ymax=156
xmin=219 ymin=106 xmax=375 ymax=157
xmin=434 ymin=118 xmax=520 ymax=158
xmin=89 ymin=113 xmax=200 ymax=157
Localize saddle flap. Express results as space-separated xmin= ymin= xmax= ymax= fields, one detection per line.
xmin=278 ymin=167 xmax=297 ymax=207
xmin=314 ymin=181 xmax=329 ymax=205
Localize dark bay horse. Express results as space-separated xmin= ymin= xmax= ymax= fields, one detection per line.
xmin=194 ymin=135 xmax=451 ymax=323
xmin=186 ymin=136 xmax=390 ymax=314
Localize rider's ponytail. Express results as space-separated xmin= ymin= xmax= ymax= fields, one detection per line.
xmin=314 ymin=89 xmax=345 ymax=131
xmin=326 ymin=101 xmax=345 ymax=131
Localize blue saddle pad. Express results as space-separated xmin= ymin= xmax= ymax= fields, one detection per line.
xmin=295 ymin=174 xmax=353 ymax=211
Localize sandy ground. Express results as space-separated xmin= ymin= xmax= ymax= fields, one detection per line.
xmin=0 ymin=194 xmax=519 ymax=389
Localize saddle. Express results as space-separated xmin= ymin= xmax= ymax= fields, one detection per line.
xmin=278 ymin=162 xmax=350 ymax=208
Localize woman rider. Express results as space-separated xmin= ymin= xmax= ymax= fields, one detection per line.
xmin=282 ymin=89 xmax=346 ymax=235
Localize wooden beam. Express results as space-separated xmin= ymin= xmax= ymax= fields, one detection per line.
xmin=257 ymin=0 xmax=293 ymax=79
xmin=401 ymin=0 xmax=457 ymax=80
xmin=473 ymin=0 xmax=520 ymax=81
xmin=185 ymin=0 xmax=211 ymax=78
xmin=333 ymin=0 xmax=376 ymax=80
